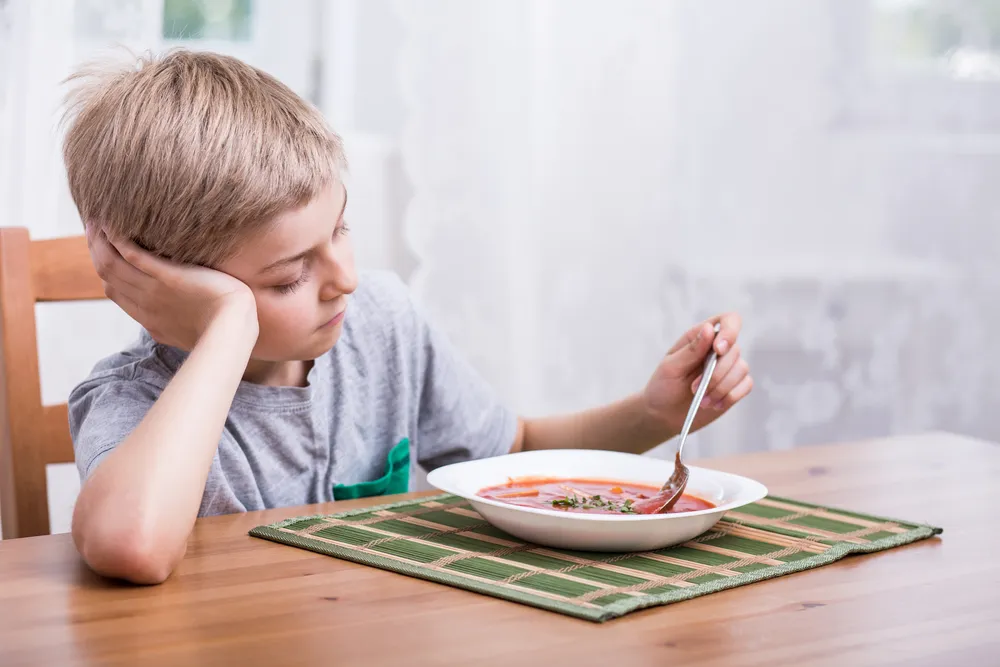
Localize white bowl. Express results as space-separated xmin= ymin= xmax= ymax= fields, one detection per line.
xmin=426 ymin=449 xmax=768 ymax=552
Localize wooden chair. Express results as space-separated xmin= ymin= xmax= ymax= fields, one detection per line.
xmin=0 ymin=227 xmax=103 ymax=538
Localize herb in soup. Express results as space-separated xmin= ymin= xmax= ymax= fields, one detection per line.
xmin=479 ymin=478 xmax=715 ymax=515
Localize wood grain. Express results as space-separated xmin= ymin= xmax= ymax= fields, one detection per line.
xmin=0 ymin=229 xmax=98 ymax=538
xmin=1 ymin=433 xmax=998 ymax=667
xmin=29 ymin=235 xmax=105 ymax=302
xmin=0 ymin=228 xmax=49 ymax=538
xmin=41 ymin=404 xmax=76 ymax=465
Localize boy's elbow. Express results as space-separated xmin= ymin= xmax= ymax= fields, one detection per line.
xmin=72 ymin=510 xmax=183 ymax=585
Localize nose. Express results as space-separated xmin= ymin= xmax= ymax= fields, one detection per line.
xmin=316 ymin=242 xmax=357 ymax=301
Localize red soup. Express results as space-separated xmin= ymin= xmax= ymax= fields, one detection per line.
xmin=478 ymin=478 xmax=715 ymax=515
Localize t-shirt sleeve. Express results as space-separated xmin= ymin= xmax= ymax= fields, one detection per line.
xmin=375 ymin=275 xmax=518 ymax=471
xmin=68 ymin=373 xmax=160 ymax=481
xmin=415 ymin=318 xmax=519 ymax=470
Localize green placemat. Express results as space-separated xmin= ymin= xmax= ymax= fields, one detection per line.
xmin=249 ymin=494 xmax=941 ymax=622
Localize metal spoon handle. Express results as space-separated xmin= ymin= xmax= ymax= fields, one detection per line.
xmin=676 ymin=324 xmax=721 ymax=460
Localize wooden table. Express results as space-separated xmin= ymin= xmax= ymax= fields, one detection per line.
xmin=1 ymin=433 xmax=998 ymax=666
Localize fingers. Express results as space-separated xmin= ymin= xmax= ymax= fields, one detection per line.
xmin=691 ymin=344 xmax=742 ymax=394
xmin=88 ymin=225 xmax=151 ymax=292
xmin=663 ymin=321 xmax=716 ymax=374
xmin=718 ymin=374 xmax=753 ymax=409
xmin=666 ymin=311 xmax=742 ymax=378
xmin=708 ymin=312 xmax=741 ymax=356
xmin=105 ymin=234 xmax=172 ymax=279
xmin=705 ymin=356 xmax=750 ymax=407
xmin=668 ymin=312 xmax=741 ymax=357
xmin=667 ymin=320 xmax=710 ymax=355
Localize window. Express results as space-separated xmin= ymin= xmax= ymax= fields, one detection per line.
xmin=830 ymin=0 xmax=1000 ymax=135
xmin=162 ymin=0 xmax=252 ymax=42
xmin=872 ymin=0 xmax=1000 ymax=79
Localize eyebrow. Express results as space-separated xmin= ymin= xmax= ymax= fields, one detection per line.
xmin=257 ymin=188 xmax=349 ymax=275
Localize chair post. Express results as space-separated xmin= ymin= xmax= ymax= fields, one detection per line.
xmin=0 ymin=227 xmax=51 ymax=538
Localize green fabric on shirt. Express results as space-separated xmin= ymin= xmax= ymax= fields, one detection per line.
xmin=332 ymin=438 xmax=410 ymax=500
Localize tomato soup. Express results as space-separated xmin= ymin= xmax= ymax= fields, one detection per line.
xmin=478 ymin=478 xmax=715 ymax=515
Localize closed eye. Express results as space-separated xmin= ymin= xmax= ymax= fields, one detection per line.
xmin=272 ymin=264 xmax=311 ymax=295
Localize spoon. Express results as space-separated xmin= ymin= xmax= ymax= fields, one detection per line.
xmin=646 ymin=322 xmax=721 ymax=514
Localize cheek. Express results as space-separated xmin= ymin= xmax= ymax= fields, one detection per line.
xmin=254 ymin=292 xmax=317 ymax=344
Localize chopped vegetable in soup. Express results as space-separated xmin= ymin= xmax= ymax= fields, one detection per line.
xmin=478 ymin=478 xmax=715 ymax=515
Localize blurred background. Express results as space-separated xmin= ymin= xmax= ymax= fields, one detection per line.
xmin=2 ymin=0 xmax=999 ymax=533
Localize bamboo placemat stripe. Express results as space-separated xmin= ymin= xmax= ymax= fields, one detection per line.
xmin=505 ymin=543 xmax=801 ymax=591
xmin=681 ymin=542 xmax=794 ymax=567
xmin=622 ymin=551 xmax=746 ymax=577
xmin=299 ymin=498 xmax=470 ymax=532
xmin=731 ymin=511 xmax=891 ymax=542
xmin=499 ymin=548 xmax=703 ymax=589
xmin=716 ymin=523 xmax=829 ymax=553
xmin=251 ymin=493 xmax=942 ymax=622
xmin=751 ymin=497 xmax=921 ymax=529
xmin=724 ymin=512 xmax=902 ymax=544
xmin=289 ymin=521 xmax=654 ymax=596
xmin=752 ymin=498 xmax=911 ymax=531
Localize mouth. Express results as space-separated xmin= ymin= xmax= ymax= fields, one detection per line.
xmin=319 ymin=309 xmax=346 ymax=329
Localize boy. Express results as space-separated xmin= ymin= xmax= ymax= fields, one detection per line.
xmin=63 ymin=50 xmax=752 ymax=585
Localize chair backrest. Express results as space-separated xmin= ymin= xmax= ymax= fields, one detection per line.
xmin=0 ymin=227 xmax=104 ymax=538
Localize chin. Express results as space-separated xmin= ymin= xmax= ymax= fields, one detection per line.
xmin=300 ymin=325 xmax=344 ymax=358
xmin=255 ymin=325 xmax=344 ymax=362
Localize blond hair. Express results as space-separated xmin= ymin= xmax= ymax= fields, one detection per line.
xmin=62 ymin=49 xmax=345 ymax=266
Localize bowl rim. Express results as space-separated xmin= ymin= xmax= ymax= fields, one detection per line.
xmin=426 ymin=450 xmax=768 ymax=523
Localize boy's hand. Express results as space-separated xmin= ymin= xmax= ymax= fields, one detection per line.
xmin=86 ymin=224 xmax=258 ymax=350
xmin=642 ymin=313 xmax=752 ymax=437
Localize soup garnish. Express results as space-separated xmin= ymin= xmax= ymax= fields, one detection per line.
xmin=479 ymin=478 xmax=714 ymax=515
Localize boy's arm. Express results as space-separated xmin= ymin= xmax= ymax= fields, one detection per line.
xmin=512 ymin=393 xmax=674 ymax=455
xmin=511 ymin=315 xmax=752 ymax=454
xmin=72 ymin=229 xmax=258 ymax=584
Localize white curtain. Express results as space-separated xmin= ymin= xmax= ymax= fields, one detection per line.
xmin=396 ymin=0 xmax=1000 ymax=458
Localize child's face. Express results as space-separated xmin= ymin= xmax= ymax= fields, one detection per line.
xmin=218 ymin=184 xmax=357 ymax=361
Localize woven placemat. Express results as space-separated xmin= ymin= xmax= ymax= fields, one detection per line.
xmin=249 ymin=494 xmax=941 ymax=622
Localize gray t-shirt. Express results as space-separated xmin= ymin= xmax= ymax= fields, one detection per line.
xmin=68 ymin=271 xmax=518 ymax=516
